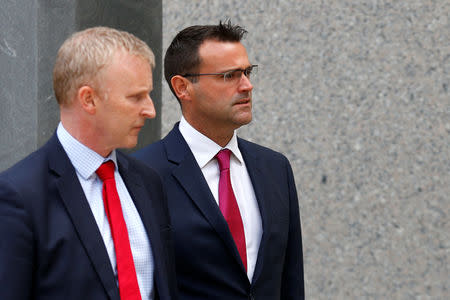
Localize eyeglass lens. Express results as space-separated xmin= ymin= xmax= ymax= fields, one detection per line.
xmin=225 ymin=65 xmax=257 ymax=81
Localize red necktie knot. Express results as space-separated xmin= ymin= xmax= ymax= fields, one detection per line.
xmin=96 ymin=161 xmax=115 ymax=181
xmin=216 ymin=149 xmax=231 ymax=172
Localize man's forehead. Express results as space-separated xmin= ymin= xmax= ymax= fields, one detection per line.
xmin=198 ymin=40 xmax=250 ymax=68
xmin=199 ymin=39 xmax=246 ymax=51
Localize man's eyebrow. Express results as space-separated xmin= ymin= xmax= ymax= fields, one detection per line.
xmin=221 ymin=65 xmax=253 ymax=72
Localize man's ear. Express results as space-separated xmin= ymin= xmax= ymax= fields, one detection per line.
xmin=77 ymin=85 xmax=97 ymax=114
xmin=171 ymin=75 xmax=193 ymax=102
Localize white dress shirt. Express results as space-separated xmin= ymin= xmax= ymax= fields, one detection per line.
xmin=57 ymin=123 xmax=154 ymax=299
xmin=179 ymin=116 xmax=262 ymax=281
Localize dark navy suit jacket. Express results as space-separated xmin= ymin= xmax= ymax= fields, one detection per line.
xmin=0 ymin=133 xmax=177 ymax=300
xmin=133 ymin=124 xmax=304 ymax=300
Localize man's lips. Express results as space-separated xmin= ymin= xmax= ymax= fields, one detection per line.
xmin=132 ymin=125 xmax=144 ymax=132
xmin=234 ymin=98 xmax=251 ymax=105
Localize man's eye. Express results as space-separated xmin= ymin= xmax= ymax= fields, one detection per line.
xmin=234 ymin=70 xmax=244 ymax=78
xmin=130 ymin=94 xmax=146 ymax=101
xmin=223 ymin=72 xmax=234 ymax=80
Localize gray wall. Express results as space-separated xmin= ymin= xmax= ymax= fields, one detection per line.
xmin=0 ymin=0 xmax=162 ymax=171
xmin=162 ymin=1 xmax=449 ymax=299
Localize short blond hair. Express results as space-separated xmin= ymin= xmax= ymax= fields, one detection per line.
xmin=53 ymin=26 xmax=155 ymax=105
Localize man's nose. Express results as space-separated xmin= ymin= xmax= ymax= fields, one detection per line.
xmin=141 ymin=95 xmax=156 ymax=119
xmin=238 ymin=73 xmax=253 ymax=92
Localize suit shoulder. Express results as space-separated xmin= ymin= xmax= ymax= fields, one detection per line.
xmin=238 ymin=138 xmax=290 ymax=163
xmin=131 ymin=140 xmax=172 ymax=175
xmin=117 ymin=151 xmax=162 ymax=181
xmin=132 ymin=140 xmax=165 ymax=162
xmin=0 ymin=145 xmax=54 ymax=214
xmin=0 ymin=146 xmax=50 ymax=185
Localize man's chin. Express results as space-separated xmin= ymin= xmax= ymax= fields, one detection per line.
xmin=119 ymin=138 xmax=139 ymax=150
xmin=236 ymin=113 xmax=252 ymax=126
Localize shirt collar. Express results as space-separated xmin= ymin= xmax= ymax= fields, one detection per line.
xmin=179 ymin=116 xmax=243 ymax=168
xmin=56 ymin=122 xmax=117 ymax=180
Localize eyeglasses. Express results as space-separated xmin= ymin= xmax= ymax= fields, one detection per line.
xmin=181 ymin=65 xmax=258 ymax=83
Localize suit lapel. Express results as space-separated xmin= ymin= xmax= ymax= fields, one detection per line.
xmin=238 ymin=139 xmax=271 ymax=285
xmin=47 ymin=134 xmax=120 ymax=300
xmin=164 ymin=126 xmax=247 ymax=271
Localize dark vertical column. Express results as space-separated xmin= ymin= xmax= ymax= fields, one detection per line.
xmin=36 ymin=1 xmax=77 ymax=147
xmin=0 ymin=0 xmax=162 ymax=171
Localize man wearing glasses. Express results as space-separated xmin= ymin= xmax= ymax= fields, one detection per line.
xmin=134 ymin=21 xmax=304 ymax=299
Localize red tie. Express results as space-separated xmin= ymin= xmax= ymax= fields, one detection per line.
xmin=216 ymin=149 xmax=247 ymax=271
xmin=96 ymin=161 xmax=142 ymax=300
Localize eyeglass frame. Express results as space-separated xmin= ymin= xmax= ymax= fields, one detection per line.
xmin=180 ymin=64 xmax=258 ymax=82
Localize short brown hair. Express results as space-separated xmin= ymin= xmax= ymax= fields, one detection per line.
xmin=53 ymin=26 xmax=155 ymax=105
